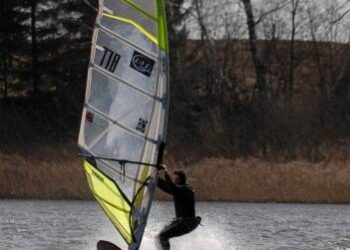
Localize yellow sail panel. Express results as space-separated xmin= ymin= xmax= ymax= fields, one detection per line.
xmin=84 ymin=161 xmax=133 ymax=244
xmin=133 ymin=166 xmax=150 ymax=209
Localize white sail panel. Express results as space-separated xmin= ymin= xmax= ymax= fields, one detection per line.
xmin=87 ymin=69 xmax=154 ymax=133
xmin=100 ymin=17 xmax=159 ymax=55
xmin=93 ymin=29 xmax=159 ymax=94
xmin=103 ymin=0 xmax=157 ymax=35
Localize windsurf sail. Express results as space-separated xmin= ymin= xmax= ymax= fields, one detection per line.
xmin=78 ymin=0 xmax=169 ymax=249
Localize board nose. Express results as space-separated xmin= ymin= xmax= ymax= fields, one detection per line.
xmin=97 ymin=240 xmax=123 ymax=250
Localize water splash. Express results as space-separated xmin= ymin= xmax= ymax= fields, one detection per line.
xmin=140 ymin=226 xmax=228 ymax=250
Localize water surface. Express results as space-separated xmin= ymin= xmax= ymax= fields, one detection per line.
xmin=0 ymin=201 xmax=350 ymax=249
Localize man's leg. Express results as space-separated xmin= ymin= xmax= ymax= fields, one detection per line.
xmin=158 ymin=219 xmax=199 ymax=250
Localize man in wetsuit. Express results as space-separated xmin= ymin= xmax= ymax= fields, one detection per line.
xmin=157 ymin=165 xmax=201 ymax=250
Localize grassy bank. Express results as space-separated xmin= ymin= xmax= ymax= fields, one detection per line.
xmin=167 ymin=158 xmax=350 ymax=203
xmin=0 ymin=143 xmax=90 ymax=200
xmin=1 ymin=143 xmax=350 ymax=203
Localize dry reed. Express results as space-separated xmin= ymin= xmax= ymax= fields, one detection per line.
xmin=1 ymin=144 xmax=350 ymax=202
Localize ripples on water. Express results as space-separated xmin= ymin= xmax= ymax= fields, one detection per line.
xmin=0 ymin=201 xmax=349 ymax=249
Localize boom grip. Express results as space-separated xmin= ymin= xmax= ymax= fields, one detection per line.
xmin=156 ymin=142 xmax=166 ymax=167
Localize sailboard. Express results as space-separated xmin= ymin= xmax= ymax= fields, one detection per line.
xmin=97 ymin=240 xmax=123 ymax=250
xmin=78 ymin=0 xmax=169 ymax=249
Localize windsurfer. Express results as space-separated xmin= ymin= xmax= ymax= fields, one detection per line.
xmin=156 ymin=165 xmax=201 ymax=250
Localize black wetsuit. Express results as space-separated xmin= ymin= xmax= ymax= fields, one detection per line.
xmin=157 ymin=172 xmax=201 ymax=250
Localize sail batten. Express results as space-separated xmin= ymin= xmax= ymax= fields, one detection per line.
xmin=84 ymin=104 xmax=157 ymax=140
xmin=97 ymin=18 xmax=160 ymax=57
xmin=87 ymin=67 xmax=159 ymax=100
xmin=78 ymin=0 xmax=169 ymax=249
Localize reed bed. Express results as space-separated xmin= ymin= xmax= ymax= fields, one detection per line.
xmin=1 ymin=144 xmax=349 ymax=202
xmin=163 ymin=157 xmax=350 ymax=203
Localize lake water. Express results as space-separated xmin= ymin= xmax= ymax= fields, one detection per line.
xmin=0 ymin=200 xmax=350 ymax=250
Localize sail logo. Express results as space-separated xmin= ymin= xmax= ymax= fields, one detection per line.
xmin=86 ymin=111 xmax=94 ymax=124
xmin=130 ymin=51 xmax=155 ymax=77
xmin=100 ymin=47 xmax=121 ymax=73
xmin=136 ymin=118 xmax=148 ymax=133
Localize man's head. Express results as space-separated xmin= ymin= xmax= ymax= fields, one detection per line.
xmin=172 ymin=169 xmax=187 ymax=185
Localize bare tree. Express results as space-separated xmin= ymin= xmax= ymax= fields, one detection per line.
xmin=1 ymin=51 xmax=8 ymax=99
xmin=288 ymin=0 xmax=300 ymax=98
xmin=31 ymin=0 xmax=39 ymax=95
xmin=240 ymin=0 xmax=268 ymax=97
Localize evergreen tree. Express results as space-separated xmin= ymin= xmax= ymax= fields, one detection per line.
xmin=0 ymin=1 xmax=31 ymax=98
xmin=25 ymin=0 xmax=95 ymax=97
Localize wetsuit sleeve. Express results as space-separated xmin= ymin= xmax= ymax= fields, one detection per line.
xmin=157 ymin=173 xmax=173 ymax=194
xmin=157 ymin=172 xmax=181 ymax=194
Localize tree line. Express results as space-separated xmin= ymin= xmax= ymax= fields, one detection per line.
xmin=0 ymin=0 xmax=97 ymax=147
xmin=1 ymin=0 xmax=349 ymax=161
xmin=167 ymin=0 xmax=350 ymax=161
xmin=0 ymin=0 xmax=95 ymax=99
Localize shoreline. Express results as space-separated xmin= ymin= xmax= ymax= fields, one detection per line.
xmin=1 ymin=199 xmax=350 ymax=205
xmin=0 ymin=150 xmax=349 ymax=203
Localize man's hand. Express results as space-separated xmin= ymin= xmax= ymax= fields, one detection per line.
xmin=159 ymin=164 xmax=168 ymax=172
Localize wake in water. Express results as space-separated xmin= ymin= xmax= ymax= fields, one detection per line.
xmin=141 ymin=225 xmax=229 ymax=250
xmin=329 ymin=236 xmax=350 ymax=250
